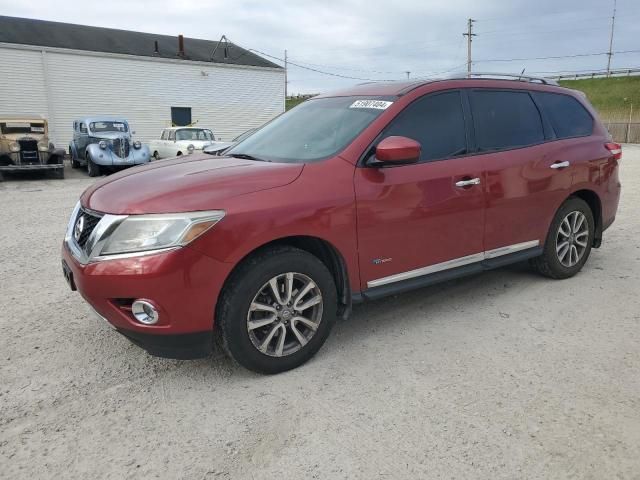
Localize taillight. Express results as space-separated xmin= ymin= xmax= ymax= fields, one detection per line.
xmin=605 ymin=142 xmax=622 ymax=161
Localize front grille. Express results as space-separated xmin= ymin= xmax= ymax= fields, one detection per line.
xmin=18 ymin=139 xmax=39 ymax=164
xmin=73 ymin=208 xmax=102 ymax=249
xmin=111 ymin=138 xmax=130 ymax=158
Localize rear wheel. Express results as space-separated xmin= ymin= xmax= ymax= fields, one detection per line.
xmin=87 ymin=153 xmax=101 ymax=177
xmin=216 ymin=246 xmax=337 ymax=374
xmin=530 ymin=197 xmax=594 ymax=279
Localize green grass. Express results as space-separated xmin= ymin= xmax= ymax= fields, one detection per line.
xmin=559 ymin=76 xmax=640 ymax=121
xmin=285 ymin=97 xmax=308 ymax=110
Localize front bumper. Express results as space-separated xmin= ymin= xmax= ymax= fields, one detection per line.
xmin=0 ymin=163 xmax=63 ymax=171
xmin=62 ymin=241 xmax=234 ymax=358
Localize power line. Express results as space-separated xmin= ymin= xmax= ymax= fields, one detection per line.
xmin=475 ymin=49 xmax=640 ymax=64
xmin=248 ymin=48 xmax=398 ymax=82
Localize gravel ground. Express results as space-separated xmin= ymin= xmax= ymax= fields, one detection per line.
xmin=1 ymin=148 xmax=639 ymax=480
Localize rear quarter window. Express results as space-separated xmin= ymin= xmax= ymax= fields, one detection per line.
xmin=534 ymin=92 xmax=594 ymax=139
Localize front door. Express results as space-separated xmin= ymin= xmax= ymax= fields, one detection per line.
xmin=355 ymin=90 xmax=486 ymax=291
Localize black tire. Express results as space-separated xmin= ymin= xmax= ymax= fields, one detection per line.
xmin=87 ymin=154 xmax=101 ymax=177
xmin=70 ymin=149 xmax=81 ymax=168
xmin=530 ymin=197 xmax=595 ymax=279
xmin=176 ymin=151 xmax=183 ymax=156
xmin=153 ymin=151 xmax=160 ymax=161
xmin=216 ymin=246 xmax=337 ymax=374
xmin=51 ymin=167 xmax=65 ymax=179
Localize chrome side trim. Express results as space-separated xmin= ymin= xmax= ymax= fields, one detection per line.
xmin=367 ymin=240 xmax=540 ymax=288
xmin=484 ymin=240 xmax=540 ymax=259
xmin=367 ymin=252 xmax=485 ymax=288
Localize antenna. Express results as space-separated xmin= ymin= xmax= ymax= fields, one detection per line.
xmin=211 ymin=35 xmax=230 ymax=61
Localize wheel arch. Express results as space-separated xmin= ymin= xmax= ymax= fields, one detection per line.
xmin=568 ymin=189 xmax=603 ymax=248
xmin=220 ymin=235 xmax=353 ymax=320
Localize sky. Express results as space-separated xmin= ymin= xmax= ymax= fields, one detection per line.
xmin=1 ymin=0 xmax=638 ymax=94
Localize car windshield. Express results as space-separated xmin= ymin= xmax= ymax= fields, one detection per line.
xmin=90 ymin=121 xmax=128 ymax=133
xmin=227 ymin=96 xmax=394 ymax=162
xmin=0 ymin=122 xmax=45 ymax=134
xmin=176 ymin=129 xmax=214 ymax=141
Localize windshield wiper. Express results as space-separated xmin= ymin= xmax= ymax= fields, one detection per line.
xmin=228 ymin=153 xmax=270 ymax=162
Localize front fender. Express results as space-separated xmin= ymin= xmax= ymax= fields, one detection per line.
xmin=127 ymin=145 xmax=151 ymax=164
xmin=86 ymin=143 xmax=112 ymax=165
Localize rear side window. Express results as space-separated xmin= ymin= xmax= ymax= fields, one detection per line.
xmin=381 ymin=91 xmax=467 ymax=162
xmin=535 ymin=92 xmax=593 ymax=139
xmin=470 ymin=90 xmax=544 ymax=151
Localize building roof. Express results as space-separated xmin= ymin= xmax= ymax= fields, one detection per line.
xmin=0 ymin=15 xmax=281 ymax=69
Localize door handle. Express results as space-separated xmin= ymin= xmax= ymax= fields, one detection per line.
xmin=550 ymin=161 xmax=570 ymax=169
xmin=455 ymin=178 xmax=481 ymax=187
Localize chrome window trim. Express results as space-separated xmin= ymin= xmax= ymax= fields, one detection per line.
xmin=367 ymin=240 xmax=540 ymax=288
xmin=483 ymin=240 xmax=540 ymax=259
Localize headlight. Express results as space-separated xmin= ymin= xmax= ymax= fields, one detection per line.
xmin=133 ymin=140 xmax=142 ymax=149
xmin=99 ymin=141 xmax=107 ymax=149
xmin=98 ymin=210 xmax=225 ymax=256
xmin=37 ymin=141 xmax=49 ymax=152
xmin=9 ymin=142 xmax=20 ymax=152
xmin=187 ymin=144 xmax=195 ymax=153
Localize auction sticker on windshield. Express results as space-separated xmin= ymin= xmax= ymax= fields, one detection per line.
xmin=349 ymin=100 xmax=393 ymax=110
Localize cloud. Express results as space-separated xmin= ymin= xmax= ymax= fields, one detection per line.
xmin=0 ymin=0 xmax=637 ymax=93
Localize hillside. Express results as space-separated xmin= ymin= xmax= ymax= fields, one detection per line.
xmin=559 ymin=76 xmax=640 ymax=122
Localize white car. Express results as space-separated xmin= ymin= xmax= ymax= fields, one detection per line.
xmin=149 ymin=127 xmax=226 ymax=159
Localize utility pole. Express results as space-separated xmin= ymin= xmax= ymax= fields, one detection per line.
xmin=606 ymin=0 xmax=617 ymax=77
xmin=284 ymin=49 xmax=288 ymax=98
xmin=463 ymin=19 xmax=476 ymax=76
xmin=405 ymin=71 xmax=411 ymax=80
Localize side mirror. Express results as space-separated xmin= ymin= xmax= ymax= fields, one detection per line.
xmin=131 ymin=131 xmax=136 ymax=135
xmin=374 ymin=136 xmax=421 ymax=165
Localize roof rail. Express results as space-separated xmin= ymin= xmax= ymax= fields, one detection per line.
xmin=446 ymin=72 xmax=559 ymax=86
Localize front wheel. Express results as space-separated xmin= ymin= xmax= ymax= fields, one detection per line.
xmin=69 ymin=146 xmax=81 ymax=168
xmin=530 ymin=197 xmax=595 ymax=279
xmin=216 ymin=246 xmax=337 ymax=374
xmin=87 ymin=154 xmax=101 ymax=177
xmin=153 ymin=151 xmax=160 ymax=160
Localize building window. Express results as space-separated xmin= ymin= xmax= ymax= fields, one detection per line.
xmin=171 ymin=107 xmax=192 ymax=127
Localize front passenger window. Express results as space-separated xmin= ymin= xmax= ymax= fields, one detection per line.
xmin=380 ymin=91 xmax=467 ymax=162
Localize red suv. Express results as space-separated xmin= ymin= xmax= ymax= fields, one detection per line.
xmin=62 ymin=74 xmax=621 ymax=373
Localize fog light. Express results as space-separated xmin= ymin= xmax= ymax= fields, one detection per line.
xmin=131 ymin=300 xmax=159 ymax=325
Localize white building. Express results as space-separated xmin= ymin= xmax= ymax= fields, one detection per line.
xmin=0 ymin=16 xmax=285 ymax=149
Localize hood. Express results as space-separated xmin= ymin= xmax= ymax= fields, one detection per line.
xmin=82 ymin=154 xmax=304 ymax=214
xmin=2 ymin=133 xmax=46 ymax=141
xmin=91 ymin=132 xmax=130 ymax=140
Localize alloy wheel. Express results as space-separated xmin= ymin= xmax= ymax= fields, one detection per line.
xmin=556 ymin=211 xmax=589 ymax=267
xmin=246 ymin=272 xmax=323 ymax=357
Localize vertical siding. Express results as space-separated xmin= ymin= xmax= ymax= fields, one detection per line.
xmin=0 ymin=46 xmax=285 ymax=148
xmin=0 ymin=48 xmax=49 ymax=119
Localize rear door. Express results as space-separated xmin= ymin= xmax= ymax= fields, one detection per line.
xmin=354 ymin=90 xmax=486 ymax=291
xmin=468 ymin=89 xmax=572 ymax=254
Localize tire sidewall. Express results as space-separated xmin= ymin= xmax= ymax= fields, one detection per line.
xmin=219 ymin=249 xmax=337 ymax=374
xmin=543 ymin=198 xmax=595 ymax=278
